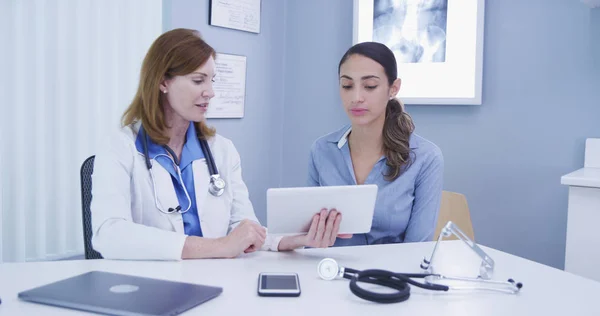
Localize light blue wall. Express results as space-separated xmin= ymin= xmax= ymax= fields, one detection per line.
xmin=165 ymin=0 xmax=286 ymax=225
xmin=280 ymin=0 xmax=353 ymax=188
xmin=281 ymin=0 xmax=600 ymax=269
xmin=593 ymin=8 xmax=600 ymax=71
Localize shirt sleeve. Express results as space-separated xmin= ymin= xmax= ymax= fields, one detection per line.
xmin=307 ymin=142 xmax=320 ymax=187
xmin=404 ymin=149 xmax=444 ymax=242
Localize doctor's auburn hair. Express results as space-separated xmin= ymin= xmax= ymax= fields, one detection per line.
xmin=122 ymin=28 xmax=216 ymax=144
xmin=338 ymin=42 xmax=415 ymax=181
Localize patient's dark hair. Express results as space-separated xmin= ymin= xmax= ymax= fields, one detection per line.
xmin=338 ymin=42 xmax=415 ymax=181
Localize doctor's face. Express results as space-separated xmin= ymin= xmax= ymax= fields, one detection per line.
xmin=161 ymin=56 xmax=216 ymax=122
xmin=339 ymin=54 xmax=398 ymax=127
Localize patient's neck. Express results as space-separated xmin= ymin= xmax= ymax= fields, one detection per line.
xmin=348 ymin=121 xmax=384 ymax=156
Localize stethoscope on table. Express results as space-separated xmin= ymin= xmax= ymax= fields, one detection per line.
xmin=140 ymin=127 xmax=226 ymax=214
xmin=317 ymin=222 xmax=524 ymax=304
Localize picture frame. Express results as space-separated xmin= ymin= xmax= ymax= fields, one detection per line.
xmin=206 ymin=53 xmax=247 ymax=119
xmin=209 ymin=0 xmax=262 ymax=34
xmin=353 ymin=0 xmax=485 ymax=105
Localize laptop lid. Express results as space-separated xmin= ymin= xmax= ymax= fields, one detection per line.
xmin=18 ymin=271 xmax=222 ymax=316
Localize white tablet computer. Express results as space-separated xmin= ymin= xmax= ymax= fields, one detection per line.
xmin=266 ymin=184 xmax=378 ymax=235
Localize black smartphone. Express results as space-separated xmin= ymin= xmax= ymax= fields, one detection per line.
xmin=257 ymin=272 xmax=301 ymax=297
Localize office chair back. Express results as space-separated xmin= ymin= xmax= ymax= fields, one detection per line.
xmin=80 ymin=155 xmax=103 ymax=259
xmin=435 ymin=191 xmax=475 ymax=241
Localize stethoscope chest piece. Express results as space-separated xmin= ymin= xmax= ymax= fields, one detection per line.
xmin=198 ymin=134 xmax=226 ymax=197
xmin=318 ymin=258 xmax=345 ymax=281
xmin=209 ymin=175 xmax=226 ymax=197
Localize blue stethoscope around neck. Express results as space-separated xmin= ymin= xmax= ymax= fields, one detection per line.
xmin=140 ymin=127 xmax=226 ymax=215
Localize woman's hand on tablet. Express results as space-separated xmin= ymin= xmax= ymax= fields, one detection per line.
xmin=278 ymin=208 xmax=353 ymax=251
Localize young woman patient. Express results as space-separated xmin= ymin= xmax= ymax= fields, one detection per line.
xmin=307 ymin=41 xmax=444 ymax=246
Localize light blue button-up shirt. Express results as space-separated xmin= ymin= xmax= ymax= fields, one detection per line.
xmin=135 ymin=122 xmax=205 ymax=237
xmin=307 ymin=124 xmax=444 ymax=246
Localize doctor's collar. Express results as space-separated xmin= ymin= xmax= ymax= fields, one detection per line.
xmin=134 ymin=122 xmax=203 ymax=163
xmin=135 ymin=125 xmax=164 ymax=160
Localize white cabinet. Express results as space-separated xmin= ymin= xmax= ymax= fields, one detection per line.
xmin=561 ymin=138 xmax=600 ymax=281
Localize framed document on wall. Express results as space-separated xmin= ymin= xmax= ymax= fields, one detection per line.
xmin=353 ymin=0 xmax=485 ymax=105
xmin=209 ymin=0 xmax=262 ymax=34
xmin=207 ymin=53 xmax=247 ymax=119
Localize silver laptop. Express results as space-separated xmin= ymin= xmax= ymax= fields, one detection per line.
xmin=18 ymin=271 xmax=222 ymax=316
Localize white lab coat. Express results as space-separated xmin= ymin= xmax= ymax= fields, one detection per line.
xmin=90 ymin=123 xmax=282 ymax=260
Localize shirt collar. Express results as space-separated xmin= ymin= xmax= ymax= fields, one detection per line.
xmin=327 ymin=125 xmax=419 ymax=149
xmin=135 ymin=122 xmax=204 ymax=169
xmin=135 ymin=125 xmax=166 ymax=160
xmin=179 ymin=122 xmax=204 ymax=169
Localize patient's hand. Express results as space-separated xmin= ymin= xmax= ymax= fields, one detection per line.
xmin=278 ymin=208 xmax=353 ymax=251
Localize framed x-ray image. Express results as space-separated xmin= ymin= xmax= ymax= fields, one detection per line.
xmin=353 ymin=0 xmax=485 ymax=105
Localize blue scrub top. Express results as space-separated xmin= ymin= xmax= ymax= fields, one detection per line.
xmin=135 ymin=122 xmax=205 ymax=236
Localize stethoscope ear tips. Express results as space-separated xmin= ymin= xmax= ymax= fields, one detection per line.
xmin=507 ymin=278 xmax=524 ymax=290
xmin=167 ymin=205 xmax=182 ymax=213
xmin=420 ymin=257 xmax=431 ymax=270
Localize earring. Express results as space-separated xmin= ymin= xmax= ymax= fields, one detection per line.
xmin=163 ymin=90 xmax=167 ymax=94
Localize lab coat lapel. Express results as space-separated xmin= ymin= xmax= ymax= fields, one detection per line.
xmin=192 ymin=158 xmax=210 ymax=219
xmin=151 ymin=161 xmax=185 ymax=233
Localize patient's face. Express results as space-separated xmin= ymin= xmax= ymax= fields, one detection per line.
xmin=339 ymin=54 xmax=391 ymax=127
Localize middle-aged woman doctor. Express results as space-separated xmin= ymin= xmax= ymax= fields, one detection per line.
xmin=91 ymin=28 xmax=346 ymax=260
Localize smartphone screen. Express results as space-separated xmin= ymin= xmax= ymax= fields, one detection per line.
xmin=258 ymin=273 xmax=300 ymax=296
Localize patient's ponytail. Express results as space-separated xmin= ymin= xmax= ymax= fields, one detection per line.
xmin=382 ymin=98 xmax=414 ymax=181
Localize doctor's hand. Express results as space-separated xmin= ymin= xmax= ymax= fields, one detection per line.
xmin=220 ymin=219 xmax=266 ymax=258
xmin=278 ymin=208 xmax=353 ymax=251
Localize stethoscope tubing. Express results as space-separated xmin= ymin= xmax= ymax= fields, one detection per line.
xmin=140 ymin=126 xmax=224 ymax=214
xmin=343 ymin=268 xmax=449 ymax=304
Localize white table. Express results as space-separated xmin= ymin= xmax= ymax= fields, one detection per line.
xmin=1 ymin=241 xmax=599 ymax=315
xmin=561 ymin=138 xmax=600 ymax=281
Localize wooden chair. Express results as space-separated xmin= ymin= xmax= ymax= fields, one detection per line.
xmin=435 ymin=191 xmax=475 ymax=241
